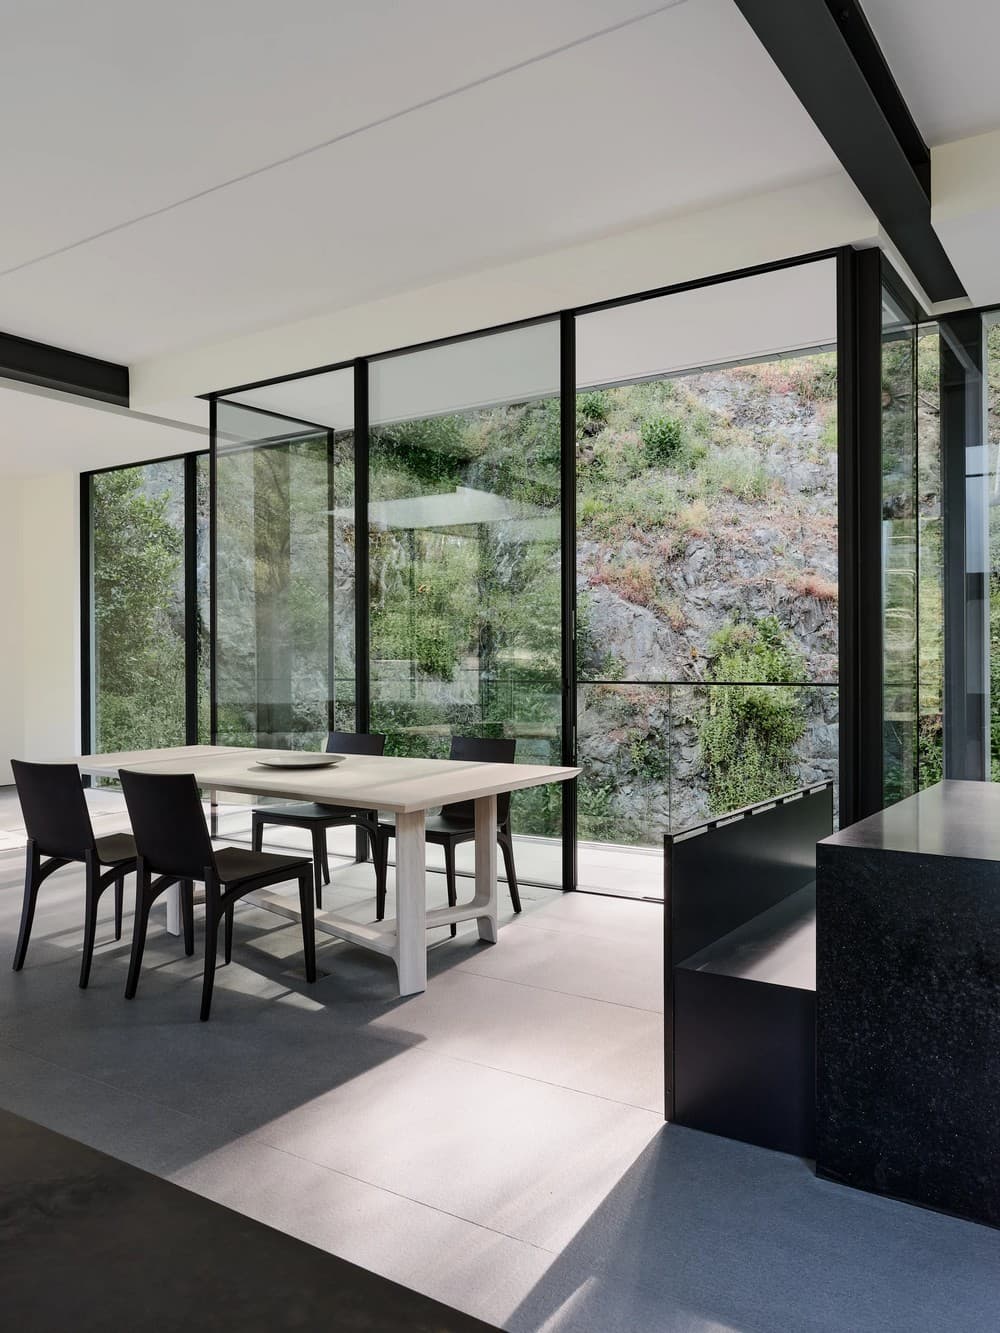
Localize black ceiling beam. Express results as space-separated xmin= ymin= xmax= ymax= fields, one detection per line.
xmin=733 ymin=0 xmax=966 ymax=303
xmin=0 ymin=330 xmax=129 ymax=406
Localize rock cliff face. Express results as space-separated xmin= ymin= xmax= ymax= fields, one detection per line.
xmin=575 ymin=364 xmax=839 ymax=838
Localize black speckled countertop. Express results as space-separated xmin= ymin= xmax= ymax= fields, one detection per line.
xmin=820 ymin=779 xmax=1000 ymax=861
xmin=0 ymin=1108 xmax=496 ymax=1332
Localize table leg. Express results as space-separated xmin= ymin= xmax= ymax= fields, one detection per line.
xmin=165 ymin=883 xmax=181 ymax=937
xmin=209 ymin=788 xmax=219 ymax=839
xmin=394 ymin=809 xmax=427 ymax=996
xmin=474 ymin=794 xmax=498 ymax=944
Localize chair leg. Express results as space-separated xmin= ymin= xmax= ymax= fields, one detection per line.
xmin=374 ymin=833 xmax=388 ymax=921
xmin=500 ymin=831 xmax=521 ymax=914
xmin=298 ymin=871 xmax=317 ymax=983
xmin=442 ymin=841 xmax=458 ymax=939
xmin=114 ymin=874 xmax=124 ymax=942
xmin=125 ymin=869 xmax=154 ymax=1000
xmin=181 ymin=880 xmax=195 ymax=957
xmin=224 ymin=904 xmax=234 ymax=965
xmin=355 ymin=824 xmax=368 ymax=864
xmin=79 ymin=854 xmax=100 ymax=989
xmin=13 ymin=842 xmax=42 ymax=972
xmin=322 ymin=828 xmax=331 ymax=885
xmin=251 ymin=816 xmax=264 ymax=854
xmin=311 ymin=827 xmax=324 ymax=910
xmin=200 ymin=879 xmax=220 ymax=1022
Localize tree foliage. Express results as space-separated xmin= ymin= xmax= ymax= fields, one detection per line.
xmin=92 ymin=467 xmax=186 ymax=751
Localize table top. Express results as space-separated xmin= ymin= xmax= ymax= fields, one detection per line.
xmin=73 ymin=744 xmax=579 ymax=815
xmin=820 ymin=779 xmax=1000 ymax=862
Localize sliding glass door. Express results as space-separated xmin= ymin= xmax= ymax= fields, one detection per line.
xmin=369 ymin=323 xmax=563 ymax=886
xmin=574 ymin=261 xmax=840 ymax=893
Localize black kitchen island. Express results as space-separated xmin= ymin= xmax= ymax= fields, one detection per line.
xmin=816 ymin=780 xmax=1000 ymax=1228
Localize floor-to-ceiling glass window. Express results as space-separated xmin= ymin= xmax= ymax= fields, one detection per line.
xmin=985 ymin=316 xmax=1000 ymax=779
xmin=369 ymin=323 xmax=563 ymax=887
xmin=214 ymin=379 xmax=355 ymax=748
xmin=574 ymin=260 xmax=840 ymax=894
xmin=86 ymin=453 xmax=207 ymax=753
xmin=881 ymin=284 xmax=918 ymax=801
xmin=917 ymin=325 xmax=944 ymax=787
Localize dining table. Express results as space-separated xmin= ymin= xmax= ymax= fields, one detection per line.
xmin=73 ymin=744 xmax=579 ymax=996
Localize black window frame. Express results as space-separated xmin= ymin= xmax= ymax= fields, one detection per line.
xmin=81 ymin=448 xmax=209 ymax=757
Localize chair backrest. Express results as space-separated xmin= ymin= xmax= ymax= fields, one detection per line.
xmin=11 ymin=760 xmax=96 ymax=860
xmin=327 ymin=730 xmax=386 ymax=757
xmin=119 ymin=770 xmax=216 ymax=880
xmin=442 ymin=735 xmax=517 ymax=826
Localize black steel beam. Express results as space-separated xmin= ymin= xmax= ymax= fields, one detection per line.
xmin=837 ymin=246 xmax=885 ymax=823
xmin=353 ymin=358 xmax=371 ymax=738
xmin=183 ymin=452 xmax=200 ymax=746
xmin=0 ymin=330 xmax=129 ymax=406
xmin=559 ymin=311 xmax=578 ymax=892
xmin=734 ymin=0 xmax=966 ymax=303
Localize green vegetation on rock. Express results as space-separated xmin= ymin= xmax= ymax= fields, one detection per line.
xmin=697 ymin=615 xmax=807 ymax=814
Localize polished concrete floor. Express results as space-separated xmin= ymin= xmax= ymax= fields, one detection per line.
xmin=0 ymin=786 xmax=998 ymax=1332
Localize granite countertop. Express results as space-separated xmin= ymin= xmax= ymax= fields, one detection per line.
xmin=820 ymin=780 xmax=1000 ymax=862
xmin=0 ymin=1108 xmax=496 ymax=1333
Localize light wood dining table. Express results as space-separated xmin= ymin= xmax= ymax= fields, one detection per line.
xmin=73 ymin=745 xmax=578 ymax=996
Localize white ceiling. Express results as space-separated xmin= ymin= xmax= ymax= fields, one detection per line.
xmin=862 ymin=0 xmax=1000 ymax=146
xmin=0 ymin=0 xmax=840 ymax=369
xmin=0 ymin=381 xmax=206 ymax=479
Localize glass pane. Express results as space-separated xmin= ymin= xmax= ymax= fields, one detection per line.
xmin=882 ymin=287 xmax=918 ymax=803
xmin=988 ymin=322 xmax=1000 ymax=780
xmin=917 ymin=328 xmax=943 ymax=788
xmin=575 ymin=259 xmax=839 ymax=890
xmin=369 ymin=323 xmax=562 ymax=886
xmin=91 ymin=458 xmax=187 ymax=752
xmin=215 ymin=374 xmax=355 ymax=748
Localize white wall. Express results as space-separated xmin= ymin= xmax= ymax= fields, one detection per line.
xmin=0 ymin=477 xmax=25 ymax=783
xmin=20 ymin=472 xmax=81 ymax=762
xmin=0 ymin=473 xmax=81 ymax=781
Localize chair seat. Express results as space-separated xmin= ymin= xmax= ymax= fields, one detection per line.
xmin=254 ymin=802 xmax=371 ymax=826
xmin=94 ymin=833 xmax=138 ymax=866
xmin=213 ymin=846 xmax=312 ymax=886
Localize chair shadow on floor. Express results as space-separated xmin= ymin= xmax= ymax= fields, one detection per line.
xmin=0 ymin=866 xmax=534 ymax=1176
xmin=505 ymin=1123 xmax=1000 ymax=1333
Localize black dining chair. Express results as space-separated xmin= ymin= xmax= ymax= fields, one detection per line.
xmin=10 ymin=759 xmax=137 ymax=988
xmin=373 ymin=736 xmax=522 ymax=937
xmin=251 ymin=731 xmax=386 ymax=908
xmin=119 ymin=769 xmax=316 ymax=1022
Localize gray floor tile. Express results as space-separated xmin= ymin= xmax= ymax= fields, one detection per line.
xmin=447 ymin=917 xmax=663 ymax=1013
xmin=357 ymin=965 xmax=663 ymax=1111
xmin=505 ymin=1126 xmax=1000 ymax=1333
xmin=251 ymin=1044 xmax=663 ymax=1252
xmin=0 ymin=1041 xmax=235 ymax=1175
xmin=170 ymin=1137 xmax=555 ymax=1329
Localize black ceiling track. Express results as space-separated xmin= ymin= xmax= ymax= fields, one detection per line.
xmin=733 ymin=0 xmax=966 ymax=304
xmin=0 ymin=330 xmax=129 ymax=406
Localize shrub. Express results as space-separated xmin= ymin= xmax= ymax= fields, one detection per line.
xmin=578 ymin=390 xmax=609 ymax=425
xmin=697 ymin=615 xmax=807 ymax=815
xmin=641 ymin=415 xmax=684 ymax=464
